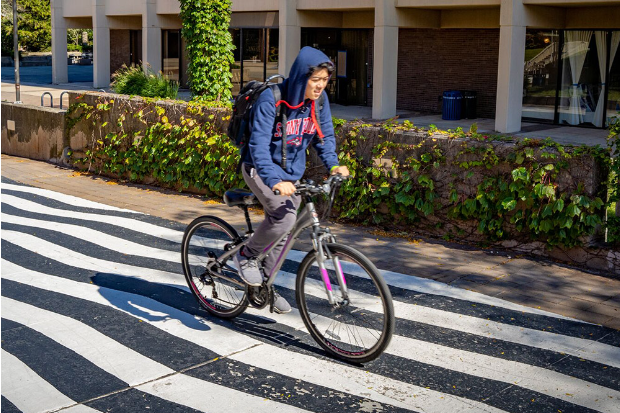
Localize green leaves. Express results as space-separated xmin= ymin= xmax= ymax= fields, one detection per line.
xmin=180 ymin=0 xmax=234 ymax=101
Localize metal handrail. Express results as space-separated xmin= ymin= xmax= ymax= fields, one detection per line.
xmin=59 ymin=91 xmax=69 ymax=109
xmin=41 ymin=92 xmax=53 ymax=108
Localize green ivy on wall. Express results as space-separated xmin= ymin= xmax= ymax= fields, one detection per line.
xmin=179 ymin=0 xmax=235 ymax=101
xmin=66 ymin=95 xmax=619 ymax=250
xmin=66 ymin=96 xmax=242 ymax=195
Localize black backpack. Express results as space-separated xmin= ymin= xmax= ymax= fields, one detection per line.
xmin=228 ymin=76 xmax=284 ymax=171
xmin=227 ymin=75 xmax=324 ymax=171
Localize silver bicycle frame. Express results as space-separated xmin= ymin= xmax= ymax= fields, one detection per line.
xmin=209 ymin=196 xmax=349 ymax=305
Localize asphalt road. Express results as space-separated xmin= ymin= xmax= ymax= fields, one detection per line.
xmin=2 ymin=176 xmax=620 ymax=413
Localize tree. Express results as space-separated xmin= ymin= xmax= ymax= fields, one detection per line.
xmin=179 ymin=0 xmax=234 ymax=101
xmin=1 ymin=0 xmax=51 ymax=54
xmin=67 ymin=29 xmax=93 ymax=52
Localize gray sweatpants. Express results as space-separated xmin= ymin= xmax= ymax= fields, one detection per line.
xmin=242 ymin=163 xmax=301 ymax=278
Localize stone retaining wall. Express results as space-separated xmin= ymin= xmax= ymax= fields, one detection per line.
xmin=2 ymin=93 xmax=617 ymax=274
xmin=1 ymin=102 xmax=68 ymax=164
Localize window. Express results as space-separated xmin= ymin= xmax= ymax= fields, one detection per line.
xmin=522 ymin=30 xmax=559 ymax=122
xmin=230 ymin=28 xmax=279 ymax=96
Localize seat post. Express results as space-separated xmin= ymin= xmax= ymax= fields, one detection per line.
xmin=241 ymin=206 xmax=253 ymax=233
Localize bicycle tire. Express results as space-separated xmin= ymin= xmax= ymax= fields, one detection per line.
xmin=181 ymin=215 xmax=248 ymax=319
xmin=295 ymin=243 xmax=394 ymax=363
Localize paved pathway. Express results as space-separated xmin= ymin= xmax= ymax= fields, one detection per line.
xmin=2 ymin=168 xmax=620 ymax=413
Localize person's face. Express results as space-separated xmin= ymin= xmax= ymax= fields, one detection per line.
xmin=305 ymin=68 xmax=330 ymax=101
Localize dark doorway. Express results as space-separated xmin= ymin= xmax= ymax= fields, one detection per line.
xmin=129 ymin=30 xmax=142 ymax=67
xmin=162 ymin=30 xmax=181 ymax=83
xmin=301 ymin=28 xmax=370 ymax=106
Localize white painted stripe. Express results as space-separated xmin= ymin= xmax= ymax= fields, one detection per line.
xmin=137 ymin=374 xmax=313 ymax=413
xmin=1 ymin=182 xmax=141 ymax=213
xmin=298 ymin=250 xmax=585 ymax=323
xmin=2 ymin=230 xmax=183 ymax=288
xmin=1 ymin=349 xmax=100 ymax=413
xmin=4 ymin=228 xmax=619 ymax=370
xmin=2 ymin=298 xmax=175 ymax=385
xmin=2 ymin=212 xmax=179 ymax=263
xmin=1 ymin=296 xmax=311 ymax=413
xmin=1 ymin=260 xmax=509 ymax=413
xmin=274 ymin=269 xmax=620 ymax=370
xmin=241 ymin=302 xmax=620 ymax=413
xmin=2 ymin=194 xmax=182 ymax=242
xmin=0 ymin=192 xmax=586 ymax=321
xmin=62 ymin=405 xmax=105 ymax=413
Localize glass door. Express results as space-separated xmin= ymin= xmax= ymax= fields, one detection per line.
xmin=522 ymin=30 xmax=559 ymax=122
xmin=558 ymin=31 xmax=601 ymax=126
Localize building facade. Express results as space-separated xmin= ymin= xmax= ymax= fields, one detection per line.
xmin=51 ymin=0 xmax=620 ymax=133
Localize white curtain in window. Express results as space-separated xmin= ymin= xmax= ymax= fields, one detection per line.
xmin=562 ymin=31 xmax=593 ymax=125
xmin=594 ymin=32 xmax=620 ymax=127
xmin=593 ymin=32 xmax=620 ymax=127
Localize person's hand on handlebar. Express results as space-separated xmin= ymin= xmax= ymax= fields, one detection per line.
xmin=331 ymin=166 xmax=350 ymax=177
xmin=273 ymin=181 xmax=296 ymax=196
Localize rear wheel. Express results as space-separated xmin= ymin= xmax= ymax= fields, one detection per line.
xmin=181 ymin=216 xmax=247 ymax=319
xmin=295 ymin=243 xmax=394 ymax=363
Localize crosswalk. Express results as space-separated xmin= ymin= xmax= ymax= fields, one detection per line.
xmin=2 ymin=177 xmax=620 ymax=413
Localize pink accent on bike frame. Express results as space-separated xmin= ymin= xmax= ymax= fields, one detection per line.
xmin=263 ymin=242 xmax=274 ymax=253
xmin=337 ymin=262 xmax=346 ymax=285
xmin=268 ymin=236 xmax=294 ymax=278
xmin=320 ymin=268 xmax=333 ymax=291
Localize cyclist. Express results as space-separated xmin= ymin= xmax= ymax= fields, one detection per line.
xmin=234 ymin=46 xmax=349 ymax=313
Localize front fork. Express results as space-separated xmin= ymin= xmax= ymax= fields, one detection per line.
xmin=312 ymin=230 xmax=349 ymax=306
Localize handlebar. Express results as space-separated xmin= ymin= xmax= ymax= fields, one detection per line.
xmin=273 ymin=174 xmax=349 ymax=196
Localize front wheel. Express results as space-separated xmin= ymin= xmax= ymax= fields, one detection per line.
xmin=181 ymin=216 xmax=248 ymax=319
xmin=295 ymin=243 xmax=394 ymax=363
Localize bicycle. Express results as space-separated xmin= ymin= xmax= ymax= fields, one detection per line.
xmin=181 ymin=175 xmax=395 ymax=363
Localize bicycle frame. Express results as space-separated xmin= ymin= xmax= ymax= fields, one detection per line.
xmin=208 ymin=192 xmax=349 ymax=306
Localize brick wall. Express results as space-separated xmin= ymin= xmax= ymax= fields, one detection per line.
xmin=110 ymin=30 xmax=131 ymax=75
xmin=397 ymin=29 xmax=500 ymax=118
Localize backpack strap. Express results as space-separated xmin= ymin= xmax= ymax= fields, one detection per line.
xmin=269 ymin=84 xmax=287 ymax=170
xmin=312 ymin=93 xmax=326 ymax=144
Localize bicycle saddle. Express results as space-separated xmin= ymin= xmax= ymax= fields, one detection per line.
xmin=223 ymin=188 xmax=257 ymax=207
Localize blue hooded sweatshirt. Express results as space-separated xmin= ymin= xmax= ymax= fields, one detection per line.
xmin=244 ymin=46 xmax=340 ymax=189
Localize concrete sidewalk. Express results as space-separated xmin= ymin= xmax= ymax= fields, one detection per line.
xmin=2 ymin=154 xmax=619 ymax=330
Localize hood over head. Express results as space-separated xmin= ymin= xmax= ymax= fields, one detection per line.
xmin=283 ymin=46 xmax=333 ymax=104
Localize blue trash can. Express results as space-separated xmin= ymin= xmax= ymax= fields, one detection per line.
xmin=442 ymin=90 xmax=462 ymax=120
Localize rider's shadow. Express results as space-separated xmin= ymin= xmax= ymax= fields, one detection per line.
xmin=90 ymin=272 xmax=211 ymax=331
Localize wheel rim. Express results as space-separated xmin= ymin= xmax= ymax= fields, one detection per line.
xmin=300 ymin=251 xmax=389 ymax=358
xmin=184 ymin=221 xmax=246 ymax=313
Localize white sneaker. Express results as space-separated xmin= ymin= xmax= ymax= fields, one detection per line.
xmin=273 ymin=290 xmax=292 ymax=314
xmin=233 ymin=249 xmax=264 ymax=286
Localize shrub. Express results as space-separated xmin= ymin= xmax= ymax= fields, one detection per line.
xmin=111 ymin=65 xmax=179 ymax=100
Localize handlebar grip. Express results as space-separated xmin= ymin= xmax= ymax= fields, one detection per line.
xmin=273 ymin=189 xmax=281 ymax=195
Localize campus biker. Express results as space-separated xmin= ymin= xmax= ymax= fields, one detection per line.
xmin=233 ymin=46 xmax=349 ymax=313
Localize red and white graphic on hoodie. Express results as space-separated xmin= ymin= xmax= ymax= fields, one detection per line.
xmin=274 ymin=117 xmax=318 ymax=146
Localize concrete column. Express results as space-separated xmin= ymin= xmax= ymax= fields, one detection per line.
xmin=143 ymin=0 xmax=161 ymax=74
xmin=51 ymin=0 xmax=68 ymax=84
xmin=495 ymin=0 xmax=527 ymax=133
xmin=279 ymin=0 xmax=300 ymax=76
xmin=92 ymin=0 xmax=110 ymax=88
xmin=372 ymin=0 xmax=399 ymax=120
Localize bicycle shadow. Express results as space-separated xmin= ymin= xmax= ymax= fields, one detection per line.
xmin=90 ymin=272 xmax=212 ymax=331
xmin=89 ymin=272 xmax=361 ymax=365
